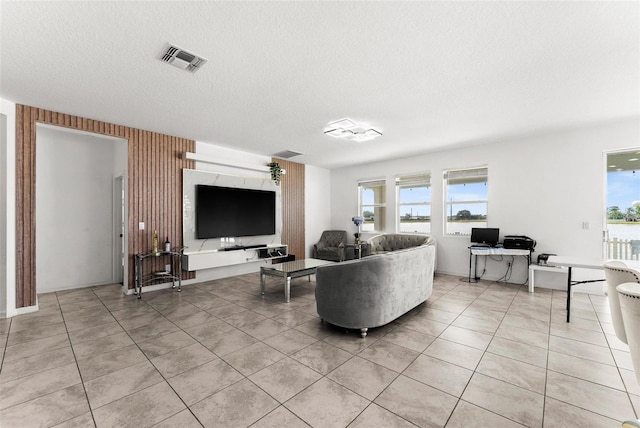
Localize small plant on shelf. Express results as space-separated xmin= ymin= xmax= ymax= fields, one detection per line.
xmin=268 ymin=162 xmax=282 ymax=186
xmin=352 ymin=216 xmax=364 ymax=243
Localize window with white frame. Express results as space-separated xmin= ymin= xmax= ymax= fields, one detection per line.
xmin=396 ymin=173 xmax=431 ymax=234
xmin=358 ymin=179 xmax=386 ymax=232
xmin=444 ymin=167 xmax=488 ymax=235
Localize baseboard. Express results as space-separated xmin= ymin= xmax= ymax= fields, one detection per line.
xmin=123 ymin=281 xmax=174 ymax=296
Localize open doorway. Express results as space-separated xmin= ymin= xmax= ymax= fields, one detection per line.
xmin=35 ymin=124 xmax=127 ymax=293
xmin=604 ymin=149 xmax=640 ymax=260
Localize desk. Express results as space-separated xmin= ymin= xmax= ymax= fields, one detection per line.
xmin=528 ymin=264 xmax=567 ymax=293
xmin=468 ymin=247 xmax=531 ymax=283
xmin=546 ymin=256 xmax=606 ymax=322
xmin=546 ymin=257 xmax=640 ymax=322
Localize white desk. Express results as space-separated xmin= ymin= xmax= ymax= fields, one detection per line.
xmin=546 ymin=256 xmax=607 ymax=322
xmin=528 ymin=264 xmax=568 ymax=293
xmin=468 ymin=246 xmax=532 ymax=283
xmin=546 ymin=257 xmax=640 ymax=322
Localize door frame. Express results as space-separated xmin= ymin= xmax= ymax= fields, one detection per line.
xmin=602 ymin=147 xmax=639 ymax=260
xmin=113 ymin=174 xmax=127 ymax=284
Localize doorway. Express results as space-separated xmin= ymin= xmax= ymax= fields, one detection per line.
xmin=35 ymin=124 xmax=128 ymax=292
xmin=604 ymin=149 xmax=640 ymax=260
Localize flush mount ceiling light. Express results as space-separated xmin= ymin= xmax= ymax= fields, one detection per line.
xmin=159 ymin=44 xmax=207 ymax=73
xmin=324 ymin=118 xmax=382 ymax=143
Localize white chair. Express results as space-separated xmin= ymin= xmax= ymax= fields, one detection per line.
xmin=610 ymin=263 xmax=640 ymax=428
xmin=618 ymin=282 xmax=640 ymax=384
xmin=604 ymin=261 xmax=640 ymax=344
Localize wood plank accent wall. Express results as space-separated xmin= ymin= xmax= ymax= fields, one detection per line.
xmin=276 ymin=158 xmax=305 ymax=260
xmin=15 ymin=104 xmax=195 ymax=307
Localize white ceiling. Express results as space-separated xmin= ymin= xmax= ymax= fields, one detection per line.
xmin=1 ymin=1 xmax=638 ymax=169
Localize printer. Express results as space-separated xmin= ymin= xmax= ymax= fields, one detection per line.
xmin=503 ymin=235 xmax=536 ymax=250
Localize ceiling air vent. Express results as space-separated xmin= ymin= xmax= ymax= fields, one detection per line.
xmin=272 ymin=150 xmax=303 ymax=159
xmin=159 ymin=44 xmax=207 ymax=73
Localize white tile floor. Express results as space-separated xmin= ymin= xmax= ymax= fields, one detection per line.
xmin=0 ymin=272 xmax=637 ymax=427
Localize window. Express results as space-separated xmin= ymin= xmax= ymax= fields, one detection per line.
xmin=358 ymin=179 xmax=386 ymax=232
xmin=444 ymin=167 xmax=488 ymax=235
xmin=396 ymin=173 xmax=431 ymax=234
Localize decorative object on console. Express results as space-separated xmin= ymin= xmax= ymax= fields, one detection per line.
xmin=352 ymin=216 xmax=364 ymax=243
xmin=164 ymin=237 xmax=171 ymax=252
xmin=152 ymin=231 xmax=159 ymax=254
xmin=268 ymin=162 xmax=282 ymax=185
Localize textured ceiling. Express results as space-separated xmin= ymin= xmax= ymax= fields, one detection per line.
xmin=1 ymin=1 xmax=638 ymax=169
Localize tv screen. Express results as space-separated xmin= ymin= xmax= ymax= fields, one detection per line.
xmin=470 ymin=227 xmax=500 ymax=246
xmin=196 ymin=185 xmax=276 ymax=239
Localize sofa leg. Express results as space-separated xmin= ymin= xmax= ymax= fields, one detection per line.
xmin=360 ymin=328 xmax=368 ymax=338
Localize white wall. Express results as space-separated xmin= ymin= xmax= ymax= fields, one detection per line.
xmin=331 ymin=119 xmax=640 ymax=287
xmin=0 ymin=98 xmax=16 ymax=317
xmin=305 ymin=164 xmax=332 ymax=258
xmin=35 ymin=125 xmax=125 ymax=292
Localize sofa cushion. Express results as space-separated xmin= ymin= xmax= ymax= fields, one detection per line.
xmin=368 ymin=233 xmax=431 ymax=253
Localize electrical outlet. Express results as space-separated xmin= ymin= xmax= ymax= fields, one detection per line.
xmin=165 ymin=264 xmax=171 ymax=273
xmin=139 ymin=222 xmax=145 ymax=230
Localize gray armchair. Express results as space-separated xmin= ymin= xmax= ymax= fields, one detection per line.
xmin=313 ymin=230 xmax=347 ymax=262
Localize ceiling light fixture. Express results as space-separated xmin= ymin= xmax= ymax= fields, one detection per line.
xmin=324 ymin=118 xmax=382 ymax=142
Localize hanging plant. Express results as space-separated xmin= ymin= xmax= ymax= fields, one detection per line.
xmin=268 ymin=162 xmax=282 ymax=186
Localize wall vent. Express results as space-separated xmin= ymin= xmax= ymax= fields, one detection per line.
xmin=273 ymin=150 xmax=303 ymax=159
xmin=159 ymin=44 xmax=207 ymax=73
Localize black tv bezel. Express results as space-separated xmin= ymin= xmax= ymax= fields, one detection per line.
xmin=195 ymin=184 xmax=276 ymax=239
xmin=470 ymin=227 xmax=500 ymax=246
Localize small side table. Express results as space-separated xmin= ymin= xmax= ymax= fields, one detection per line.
xmin=346 ymin=242 xmax=369 ymax=260
xmin=134 ymin=247 xmax=184 ymax=298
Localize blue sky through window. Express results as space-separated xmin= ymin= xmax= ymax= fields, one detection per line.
xmin=446 ymin=181 xmax=488 ymax=216
xmin=608 ymin=171 xmax=639 ymax=209
xmin=398 ymin=186 xmax=431 ymax=218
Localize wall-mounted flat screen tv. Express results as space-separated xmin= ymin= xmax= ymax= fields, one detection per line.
xmin=470 ymin=227 xmax=500 ymax=247
xmin=196 ymin=185 xmax=276 ymax=239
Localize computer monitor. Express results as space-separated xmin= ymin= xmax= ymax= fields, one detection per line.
xmin=470 ymin=228 xmax=500 ymax=246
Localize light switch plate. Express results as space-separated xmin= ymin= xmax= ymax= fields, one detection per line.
xmin=139 ymin=222 xmax=145 ymax=230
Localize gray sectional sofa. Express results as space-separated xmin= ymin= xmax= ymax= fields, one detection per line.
xmin=315 ymin=233 xmax=436 ymax=337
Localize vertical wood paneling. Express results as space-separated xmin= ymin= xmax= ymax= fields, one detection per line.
xmin=14 ymin=105 xmax=195 ymax=307
xmin=275 ymin=158 xmax=305 ymax=260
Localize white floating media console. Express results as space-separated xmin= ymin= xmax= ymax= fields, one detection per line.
xmin=183 ymin=244 xmax=288 ymax=271
xmin=182 ymin=168 xmax=286 ymax=272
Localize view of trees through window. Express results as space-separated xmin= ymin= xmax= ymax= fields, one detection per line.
xmin=396 ymin=173 xmax=431 ymax=234
xmin=444 ymin=167 xmax=488 ymax=235
xmin=606 ymin=151 xmax=639 ymax=260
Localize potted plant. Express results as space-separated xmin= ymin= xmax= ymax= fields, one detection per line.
xmin=268 ymin=162 xmax=282 ymax=186
xmin=352 ymin=216 xmax=364 ymax=243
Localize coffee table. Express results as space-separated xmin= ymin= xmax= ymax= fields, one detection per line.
xmin=260 ymin=258 xmax=334 ymax=302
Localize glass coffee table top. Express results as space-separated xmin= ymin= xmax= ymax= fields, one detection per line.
xmin=260 ymin=258 xmax=335 ymax=302
xmin=262 ymin=258 xmax=334 ymax=274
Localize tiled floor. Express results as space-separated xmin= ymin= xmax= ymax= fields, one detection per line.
xmin=0 ymin=272 xmax=637 ymax=427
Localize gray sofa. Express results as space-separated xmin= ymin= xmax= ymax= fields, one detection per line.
xmin=315 ymin=233 xmax=436 ymax=338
